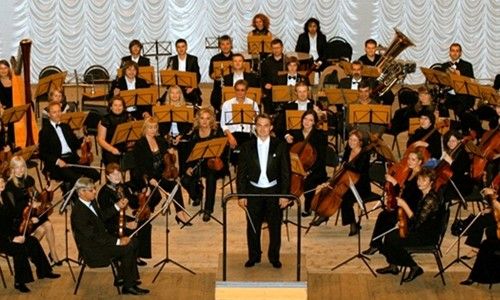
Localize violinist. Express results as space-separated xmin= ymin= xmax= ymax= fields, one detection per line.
xmin=407 ymin=110 xmax=442 ymax=162
xmin=311 ymin=130 xmax=371 ymax=236
xmin=285 ymin=110 xmax=327 ymax=217
xmin=120 ymin=39 xmax=150 ymax=67
xmin=363 ymin=150 xmax=424 ymax=255
xmin=5 ymin=156 xmax=61 ymax=266
xmin=208 ymin=35 xmax=233 ymax=117
xmin=183 ymin=107 xmax=226 ymax=221
xmin=97 ymin=163 xmax=151 ymax=266
xmin=376 ymin=168 xmax=443 ymax=282
xmin=132 ymin=117 xmax=191 ymax=226
xmin=97 ymin=96 xmax=131 ymax=165
xmin=0 ymin=176 xmax=60 ymax=293
xmin=460 ymin=187 xmax=500 ymax=285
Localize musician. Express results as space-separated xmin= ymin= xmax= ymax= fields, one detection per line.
xmin=209 ymin=35 xmax=234 ymax=116
xmin=274 ymin=56 xmax=309 ymax=86
xmin=38 ymin=101 xmax=100 ymax=191
xmin=363 ymin=150 xmax=425 ymax=255
xmin=0 ymin=60 xmax=15 ymax=145
xmin=413 ymin=86 xmax=445 ymax=117
xmin=97 ymin=96 xmax=130 ymax=165
xmin=132 ymin=117 xmax=190 ymax=226
xmin=376 ymin=168 xmax=444 ymax=282
xmin=183 ymin=107 xmax=225 ymax=221
xmin=97 ymin=163 xmax=151 ymax=266
xmin=460 ymin=187 xmax=500 ymax=285
xmin=248 ymin=13 xmax=272 ymax=37
xmin=0 ymin=176 xmax=60 ymax=293
xmin=261 ymin=39 xmax=285 ymax=114
xmin=295 ymin=18 xmax=327 ymax=66
xmin=166 ymin=39 xmax=202 ymax=106
xmin=41 ymin=87 xmax=75 ymax=123
xmin=237 ymin=113 xmax=290 ymax=268
xmin=223 ymin=53 xmax=260 ymax=88
xmin=274 ymin=82 xmax=315 ymax=138
xmin=338 ymin=60 xmax=366 ymax=90
xmin=70 ymin=177 xmax=149 ymax=295
xmin=120 ymin=39 xmax=150 ymax=67
xmin=311 ymin=130 xmax=371 ymax=236
xmin=220 ymin=79 xmax=260 ymax=165
xmin=358 ymin=39 xmax=381 ymax=66
xmin=112 ymin=61 xmax=151 ymax=120
xmin=285 ymin=110 xmax=327 ymax=217
xmin=348 ymin=80 xmax=386 ymax=138
xmin=407 ymin=110 xmax=442 ymax=161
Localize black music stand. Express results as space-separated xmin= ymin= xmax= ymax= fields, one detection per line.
xmin=224 ymin=103 xmax=257 ymax=134
xmin=205 ymin=37 xmax=219 ymax=49
xmin=143 ymin=40 xmax=172 ymax=98
xmin=349 ymin=103 xmax=391 ymax=134
xmin=57 ymin=186 xmax=80 ymax=282
xmin=330 ymin=179 xmax=377 ymax=277
xmin=1 ymin=104 xmax=30 ymax=147
xmin=60 ymin=111 xmax=88 ymax=131
xmin=182 ymin=137 xmax=228 ymax=227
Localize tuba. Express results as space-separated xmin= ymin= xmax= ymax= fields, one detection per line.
xmin=372 ymin=29 xmax=415 ymax=96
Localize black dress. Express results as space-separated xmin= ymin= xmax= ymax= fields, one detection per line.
xmin=100 ymin=111 xmax=130 ymax=164
xmin=0 ymin=81 xmax=15 ymax=145
xmin=407 ymin=126 xmax=442 ymax=160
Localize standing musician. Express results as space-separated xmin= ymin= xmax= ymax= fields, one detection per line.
xmin=166 ymin=39 xmax=202 ymax=106
xmin=209 ymin=35 xmax=234 ymax=116
xmin=5 ymin=156 xmax=61 ymax=266
xmin=237 ymin=113 xmax=290 ymax=269
xmin=220 ymin=79 xmax=260 ymax=165
xmin=0 ymin=176 xmax=60 ymax=293
xmin=358 ymin=39 xmax=381 ymax=66
xmin=248 ymin=13 xmax=272 ymax=37
xmin=376 ymin=168 xmax=444 ymax=282
xmin=71 ymin=177 xmax=149 ymax=295
xmin=311 ymin=130 xmax=371 ymax=236
xmin=97 ymin=96 xmax=131 ymax=165
xmin=285 ymin=110 xmax=327 ymax=217
xmin=407 ymin=110 xmax=442 ymax=162
xmin=223 ymin=53 xmax=260 ymax=88
xmin=97 ymin=163 xmax=151 ymax=266
xmin=120 ymin=39 xmax=151 ymax=67
xmin=183 ymin=107 xmax=226 ymax=221
xmin=363 ymin=150 xmax=425 ymax=255
xmin=38 ymin=101 xmax=100 ymax=192
xmin=261 ymin=39 xmax=285 ymax=114
xmin=112 ymin=61 xmax=151 ymax=120
xmin=0 ymin=60 xmax=15 ymax=145
xmin=131 ymin=117 xmax=191 ymax=226
xmin=274 ymin=56 xmax=309 ymax=86
xmin=295 ymin=18 xmax=327 ymax=69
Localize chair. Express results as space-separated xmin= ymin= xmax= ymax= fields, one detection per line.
xmin=82 ymin=65 xmax=111 ymax=108
xmin=36 ymin=65 xmax=63 ymax=117
xmin=325 ymin=37 xmax=353 ymax=62
xmin=399 ymin=203 xmax=450 ymax=285
xmin=74 ymin=255 xmax=121 ymax=295
xmin=0 ymin=252 xmax=13 ymax=288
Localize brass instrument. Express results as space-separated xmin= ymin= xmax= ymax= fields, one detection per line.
xmin=373 ymin=29 xmax=415 ymax=96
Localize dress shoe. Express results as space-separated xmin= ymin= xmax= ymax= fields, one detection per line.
xmin=136 ymin=258 xmax=147 ymax=266
xmin=362 ymin=246 xmax=378 ymax=256
xmin=122 ymin=286 xmax=148 ymax=295
xmin=202 ymin=212 xmax=211 ymax=222
xmin=403 ymin=266 xmax=423 ymax=282
xmin=348 ymin=223 xmax=360 ymax=236
xmin=114 ymin=278 xmax=124 ymax=286
xmin=133 ymin=285 xmax=150 ymax=294
xmin=376 ymin=265 xmax=399 ymax=275
xmin=271 ymin=261 xmax=282 ymax=269
xmin=192 ymin=199 xmax=201 ymax=207
xmin=175 ymin=215 xmax=193 ymax=227
xmin=14 ymin=283 xmax=30 ymax=293
xmin=39 ymin=272 xmax=61 ymax=279
xmin=310 ymin=216 xmax=329 ymax=226
xmin=244 ymin=258 xmax=261 ymax=268
xmin=460 ymin=278 xmax=474 ymax=286
xmin=48 ymin=252 xmax=63 ymax=266
xmin=301 ymin=211 xmax=311 ymax=217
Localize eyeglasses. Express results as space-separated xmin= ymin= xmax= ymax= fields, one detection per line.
xmin=235 ymin=88 xmax=246 ymax=92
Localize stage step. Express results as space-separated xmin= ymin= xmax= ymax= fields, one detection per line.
xmin=216 ymin=281 xmax=307 ymax=300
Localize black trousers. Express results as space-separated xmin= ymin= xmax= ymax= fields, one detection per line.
xmin=183 ymin=167 xmax=217 ymax=213
xmin=49 ymin=153 xmax=100 ymax=188
xmin=97 ymin=239 xmax=139 ymax=289
xmin=2 ymin=236 xmax=52 ymax=284
xmin=469 ymin=239 xmax=500 ymax=283
xmin=369 ymin=210 xmax=398 ymax=248
xmin=245 ymin=185 xmax=282 ymax=263
xmin=380 ymin=230 xmax=436 ymax=267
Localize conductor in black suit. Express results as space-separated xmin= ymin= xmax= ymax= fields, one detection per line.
xmin=223 ymin=53 xmax=260 ymax=88
xmin=166 ymin=39 xmax=202 ymax=106
xmin=237 ymin=114 xmax=290 ymax=269
xmin=70 ymin=177 xmax=149 ymax=295
xmin=38 ymin=101 xmax=100 ymax=192
xmin=120 ymin=39 xmax=150 ymax=67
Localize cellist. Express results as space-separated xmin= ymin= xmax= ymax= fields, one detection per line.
xmin=285 ymin=109 xmax=327 ymax=217
xmin=406 ymin=110 xmax=442 ymax=162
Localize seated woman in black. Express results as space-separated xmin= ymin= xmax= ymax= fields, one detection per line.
xmin=407 ymin=110 xmax=442 ymax=162
xmin=376 ymin=168 xmax=443 ymax=282
xmin=132 ymin=117 xmax=190 ymax=226
xmin=0 ymin=176 xmax=60 ymax=293
xmin=285 ymin=109 xmax=327 ymax=217
xmin=182 ymin=107 xmax=226 ymax=222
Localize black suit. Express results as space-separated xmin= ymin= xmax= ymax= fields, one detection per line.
xmin=295 ymin=32 xmax=327 ymax=66
xmin=442 ymin=59 xmax=474 ymax=78
xmin=71 ymin=198 xmax=140 ymax=288
xmin=120 ymin=55 xmax=151 ymax=67
xmin=237 ymin=137 xmax=290 ymax=263
xmin=274 ymin=73 xmax=309 ymax=86
xmin=166 ymin=54 xmax=202 ymax=105
xmin=261 ymin=55 xmax=285 ymax=114
xmin=223 ymin=72 xmax=260 ymax=88
xmin=38 ymin=121 xmax=100 ymax=187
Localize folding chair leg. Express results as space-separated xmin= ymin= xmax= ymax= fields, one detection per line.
xmin=0 ymin=265 xmax=6 ymax=288
xmin=400 ymin=266 xmax=407 ymax=285
xmin=110 ymin=262 xmax=121 ymax=295
xmin=434 ymin=252 xmax=446 ymax=285
xmin=73 ymin=263 xmax=86 ymax=295
xmin=3 ymin=255 xmax=13 ymax=275
xmin=34 ymin=164 xmax=43 ymax=189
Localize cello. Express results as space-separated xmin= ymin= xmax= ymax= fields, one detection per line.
xmin=289 ymin=129 xmax=317 ymax=197
xmin=471 ymin=125 xmax=500 ymax=181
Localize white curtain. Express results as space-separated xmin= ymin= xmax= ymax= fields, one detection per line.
xmin=1 ymin=0 xmax=498 ymax=84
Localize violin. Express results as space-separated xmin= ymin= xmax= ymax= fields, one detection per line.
xmin=289 ymin=130 xmax=317 ymax=197
xmin=471 ymin=126 xmax=500 ymax=181
xmin=162 ymin=149 xmax=179 ymax=180
xmin=383 ymin=164 xmax=409 ymax=238
xmin=116 ymin=185 xmax=127 ymax=238
xmin=79 ymin=130 xmax=94 ymax=165
xmin=207 ymin=157 xmax=224 ymax=171
xmin=18 ymin=201 xmax=34 ymax=236
xmin=134 ymin=189 xmax=151 ymax=223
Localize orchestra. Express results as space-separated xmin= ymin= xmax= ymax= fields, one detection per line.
xmin=1 ymin=10 xmax=499 ymax=295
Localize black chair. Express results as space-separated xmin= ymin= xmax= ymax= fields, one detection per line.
xmin=399 ymin=203 xmax=450 ymax=285
xmin=325 ymin=36 xmax=353 ymax=62
xmin=74 ymin=255 xmax=121 ymax=295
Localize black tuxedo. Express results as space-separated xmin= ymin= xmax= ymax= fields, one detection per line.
xmin=261 ymin=55 xmax=285 ymax=114
xmin=237 ymin=137 xmax=290 ymax=263
xmin=338 ymin=76 xmax=367 ymax=89
xmin=116 ymin=76 xmax=150 ymax=91
xmin=295 ymin=32 xmax=327 ymax=63
xmin=274 ymin=73 xmax=309 ymax=86
xmin=166 ymin=54 xmax=202 ymax=105
xmin=120 ymin=55 xmax=150 ymax=67
xmin=223 ymin=72 xmax=260 ymax=88
xmin=71 ymin=198 xmax=139 ymax=288
xmin=442 ymin=59 xmax=474 ymax=78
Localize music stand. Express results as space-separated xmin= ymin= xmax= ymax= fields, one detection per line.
xmin=1 ymin=104 xmax=30 ymax=128
xmin=183 ymin=137 xmax=228 ymax=226
xmin=160 ymin=70 xmax=198 ymax=89
xmin=34 ymin=71 xmax=67 ymax=116
xmin=247 ymin=35 xmax=272 ymax=55
xmin=152 ymin=105 xmax=194 ymax=124
xmin=323 ymin=88 xmax=359 ymax=150
xmin=60 ymin=111 xmax=88 ymax=131
xmin=225 ymin=103 xmax=257 ymax=133
xmin=110 ymin=120 xmax=144 ymax=146
xmin=348 ymin=104 xmax=391 ymax=133
xmin=222 ymin=87 xmax=262 ymax=105
xmin=421 ymin=67 xmax=452 ymax=88
xmin=449 ymin=73 xmax=481 ymax=98
xmin=143 ymin=40 xmax=172 ymax=98
xmin=120 ymin=87 xmax=158 ymax=109
xmin=117 ymin=66 xmax=155 ymax=85
xmin=479 ymin=85 xmax=499 ymax=106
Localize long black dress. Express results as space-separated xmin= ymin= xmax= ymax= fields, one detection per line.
xmin=100 ymin=111 xmax=130 ymax=165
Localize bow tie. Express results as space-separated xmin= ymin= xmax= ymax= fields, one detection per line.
xmin=55 ymin=123 xmax=60 ymax=128
xmin=352 ymin=81 xmax=359 ymax=85
xmin=288 ymin=75 xmax=297 ymax=80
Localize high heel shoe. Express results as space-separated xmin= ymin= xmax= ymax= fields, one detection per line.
xmin=15 ymin=282 xmax=30 ymax=293
xmin=48 ymin=252 xmax=63 ymax=266
xmin=175 ymin=215 xmax=193 ymax=226
xmin=310 ymin=216 xmax=329 ymax=226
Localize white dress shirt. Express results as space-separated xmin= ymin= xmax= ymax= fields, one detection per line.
xmin=178 ymin=57 xmax=187 ymax=71
xmin=308 ymin=34 xmax=319 ymax=60
xmin=126 ymin=77 xmax=136 ymax=90
xmin=233 ymin=72 xmax=244 ymax=85
xmin=295 ymin=99 xmax=311 ymax=111
xmin=251 ymin=137 xmax=277 ymax=188
xmin=287 ymin=73 xmax=298 ymax=86
xmin=351 ymin=78 xmax=362 ymax=90
xmin=50 ymin=120 xmax=72 ymax=155
xmin=220 ymin=97 xmax=260 ymax=134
